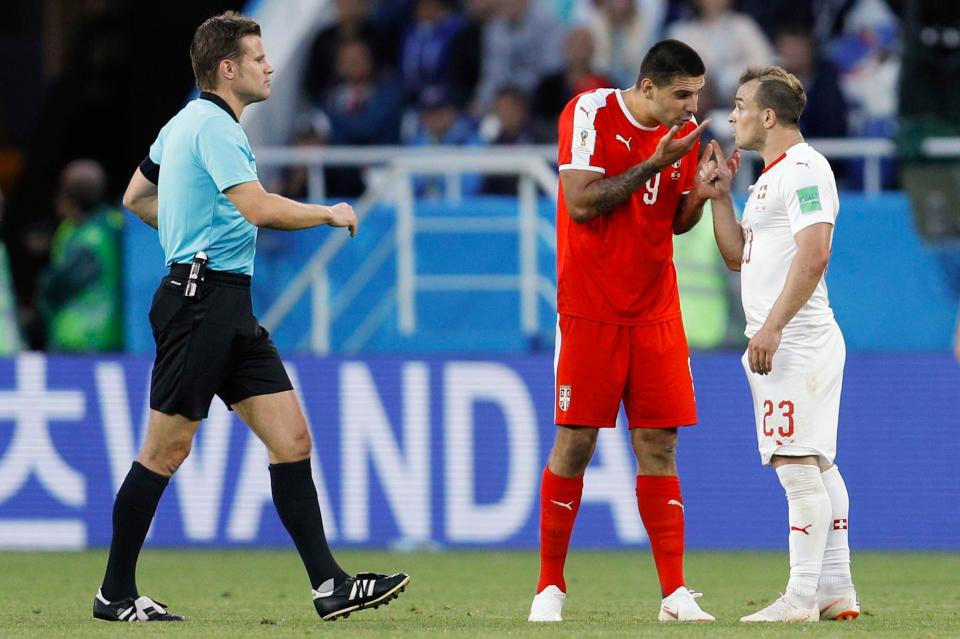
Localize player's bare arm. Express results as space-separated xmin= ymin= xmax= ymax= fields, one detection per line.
xmin=711 ymin=195 xmax=744 ymax=270
xmin=673 ymin=194 xmax=705 ymax=235
xmin=562 ymin=120 xmax=711 ymax=223
xmin=122 ymin=168 xmax=159 ymax=229
xmin=703 ymin=141 xmax=745 ymax=267
xmin=226 ymin=180 xmax=358 ymax=236
xmin=748 ymin=222 xmax=833 ymax=374
xmin=561 ymin=162 xmax=659 ymax=222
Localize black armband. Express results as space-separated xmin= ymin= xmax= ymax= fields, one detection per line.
xmin=139 ymin=156 xmax=160 ymax=184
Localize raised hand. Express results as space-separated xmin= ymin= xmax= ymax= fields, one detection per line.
xmin=724 ymin=142 xmax=742 ymax=176
xmin=696 ymin=140 xmax=741 ymax=199
xmin=650 ymin=118 xmax=712 ymax=169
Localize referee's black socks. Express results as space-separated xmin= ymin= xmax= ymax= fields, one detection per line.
xmin=101 ymin=461 xmax=169 ymax=601
xmin=270 ymin=459 xmax=348 ymax=590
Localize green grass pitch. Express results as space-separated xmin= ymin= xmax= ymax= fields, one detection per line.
xmin=1 ymin=550 xmax=957 ymax=638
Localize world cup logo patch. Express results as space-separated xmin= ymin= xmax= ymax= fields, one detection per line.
xmin=559 ymin=385 xmax=572 ymax=412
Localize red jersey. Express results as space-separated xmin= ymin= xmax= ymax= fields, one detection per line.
xmin=556 ymin=88 xmax=699 ymax=325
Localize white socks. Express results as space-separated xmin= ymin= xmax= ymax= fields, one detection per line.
xmin=819 ymin=465 xmax=854 ymax=592
xmin=775 ymin=464 xmax=831 ymax=600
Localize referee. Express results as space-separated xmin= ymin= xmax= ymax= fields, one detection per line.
xmin=93 ymin=12 xmax=409 ymax=623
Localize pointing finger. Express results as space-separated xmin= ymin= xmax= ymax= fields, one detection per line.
xmin=677 ymin=119 xmax=711 ymax=153
xmin=710 ymin=139 xmax=724 ymax=164
xmin=688 ymin=118 xmax=712 ymax=140
xmin=699 ymin=140 xmax=714 ymax=163
xmin=730 ymin=148 xmax=742 ymax=172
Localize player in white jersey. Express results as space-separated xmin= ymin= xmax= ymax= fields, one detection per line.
xmin=707 ymin=66 xmax=859 ymax=623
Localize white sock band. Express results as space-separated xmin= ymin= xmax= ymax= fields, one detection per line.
xmin=819 ymin=465 xmax=854 ymax=590
xmin=776 ymin=464 xmax=831 ymax=598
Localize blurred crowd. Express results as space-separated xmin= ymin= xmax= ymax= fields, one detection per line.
xmin=285 ymin=0 xmax=902 ymax=197
xmin=0 ymin=0 xmax=924 ymax=353
xmin=0 ymin=161 xmax=124 ymax=354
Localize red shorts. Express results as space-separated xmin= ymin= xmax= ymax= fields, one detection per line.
xmin=554 ymin=314 xmax=697 ymax=429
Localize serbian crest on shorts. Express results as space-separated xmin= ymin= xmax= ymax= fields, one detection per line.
xmin=559 ymin=385 xmax=572 ymax=411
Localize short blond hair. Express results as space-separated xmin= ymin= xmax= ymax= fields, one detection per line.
xmin=738 ymin=66 xmax=807 ymax=127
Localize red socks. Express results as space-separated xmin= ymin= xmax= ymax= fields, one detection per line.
xmin=536 ymin=467 xmax=583 ymax=593
xmin=636 ymin=475 xmax=686 ymax=596
xmin=537 ymin=470 xmax=686 ymax=597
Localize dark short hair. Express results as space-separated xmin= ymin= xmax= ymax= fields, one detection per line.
xmin=190 ymin=12 xmax=261 ymax=91
xmin=738 ymin=65 xmax=807 ymax=127
xmin=637 ymin=39 xmax=706 ymax=87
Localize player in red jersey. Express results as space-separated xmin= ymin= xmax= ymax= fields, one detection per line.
xmin=529 ymin=39 xmax=739 ymax=623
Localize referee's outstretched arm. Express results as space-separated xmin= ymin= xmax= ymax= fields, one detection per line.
xmin=122 ymin=167 xmax=358 ymax=237
xmin=225 ymin=180 xmax=357 ymax=236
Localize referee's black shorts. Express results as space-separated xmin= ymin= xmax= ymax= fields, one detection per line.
xmin=148 ymin=265 xmax=293 ymax=420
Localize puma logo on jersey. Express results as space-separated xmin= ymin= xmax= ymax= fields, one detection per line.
xmin=667 ymin=499 xmax=684 ymax=511
xmin=578 ymin=105 xmax=591 ymax=116
xmin=615 ymin=134 xmax=632 ymax=151
xmin=790 ymin=524 xmax=813 ymax=535
xmin=550 ymin=499 xmax=575 ymax=511
xmin=795 ymin=161 xmax=811 ymax=168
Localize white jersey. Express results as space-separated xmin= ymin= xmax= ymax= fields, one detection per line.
xmin=740 ymin=142 xmax=838 ymax=343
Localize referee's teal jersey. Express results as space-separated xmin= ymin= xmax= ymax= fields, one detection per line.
xmin=146 ymin=93 xmax=259 ymax=275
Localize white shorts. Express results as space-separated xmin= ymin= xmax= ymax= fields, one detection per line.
xmin=741 ymin=322 xmax=845 ymax=466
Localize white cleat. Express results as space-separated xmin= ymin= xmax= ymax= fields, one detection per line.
xmin=818 ymin=589 xmax=860 ymax=620
xmin=741 ymin=593 xmax=819 ymax=622
xmin=658 ymin=587 xmax=715 ymax=622
xmin=528 ymin=585 xmax=565 ymax=622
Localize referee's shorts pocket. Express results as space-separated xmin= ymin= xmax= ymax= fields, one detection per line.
xmin=148 ymin=282 xmax=188 ymax=338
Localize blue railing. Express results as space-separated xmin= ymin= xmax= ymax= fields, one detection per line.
xmin=125 ymin=193 xmax=958 ymax=354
